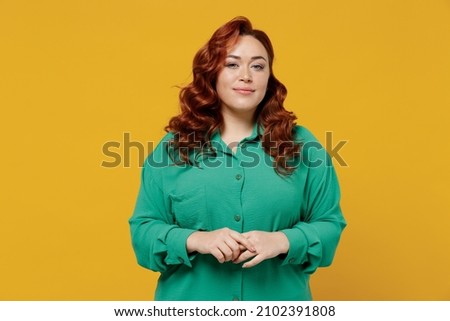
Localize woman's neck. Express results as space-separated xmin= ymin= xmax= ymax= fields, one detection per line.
xmin=220 ymin=109 xmax=256 ymax=149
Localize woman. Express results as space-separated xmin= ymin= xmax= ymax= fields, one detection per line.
xmin=129 ymin=16 xmax=346 ymax=300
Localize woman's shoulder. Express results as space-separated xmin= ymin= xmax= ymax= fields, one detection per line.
xmin=143 ymin=131 xmax=175 ymax=170
xmin=292 ymin=123 xmax=340 ymax=175
xmin=293 ymin=125 xmax=330 ymax=163
xmin=293 ymin=124 xmax=320 ymax=144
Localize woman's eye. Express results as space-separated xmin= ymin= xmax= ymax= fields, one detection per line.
xmin=225 ymin=63 xmax=238 ymax=69
xmin=252 ymin=64 xmax=265 ymax=71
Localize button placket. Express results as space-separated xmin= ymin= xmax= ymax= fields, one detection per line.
xmin=232 ymin=166 xmax=244 ymax=230
xmin=229 ymin=151 xmax=244 ymax=300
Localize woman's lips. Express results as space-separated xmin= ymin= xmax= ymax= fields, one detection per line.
xmin=233 ymin=88 xmax=255 ymax=95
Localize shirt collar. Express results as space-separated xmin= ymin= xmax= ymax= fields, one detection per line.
xmin=210 ymin=123 xmax=262 ymax=154
xmin=242 ymin=122 xmax=262 ymax=142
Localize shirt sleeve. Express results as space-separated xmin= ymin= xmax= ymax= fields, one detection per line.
xmin=280 ymin=135 xmax=347 ymax=274
xmin=129 ymin=152 xmax=197 ymax=273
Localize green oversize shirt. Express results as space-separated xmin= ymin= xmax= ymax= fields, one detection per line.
xmin=129 ymin=125 xmax=346 ymax=300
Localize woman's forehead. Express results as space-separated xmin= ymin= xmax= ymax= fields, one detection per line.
xmin=226 ymin=35 xmax=269 ymax=60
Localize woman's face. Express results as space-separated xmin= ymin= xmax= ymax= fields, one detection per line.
xmin=216 ymin=35 xmax=270 ymax=118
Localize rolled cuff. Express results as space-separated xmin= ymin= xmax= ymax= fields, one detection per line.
xmin=280 ymin=222 xmax=323 ymax=274
xmin=162 ymin=227 xmax=198 ymax=268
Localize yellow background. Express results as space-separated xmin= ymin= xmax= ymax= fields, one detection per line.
xmin=1 ymin=0 xmax=449 ymax=300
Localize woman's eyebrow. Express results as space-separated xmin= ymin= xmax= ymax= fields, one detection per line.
xmin=226 ymin=54 xmax=267 ymax=61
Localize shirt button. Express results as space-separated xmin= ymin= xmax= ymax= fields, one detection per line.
xmin=234 ymin=215 xmax=241 ymax=222
xmin=232 ymin=296 xmax=240 ymax=301
xmin=289 ymin=258 xmax=296 ymax=264
xmin=178 ymin=257 xmax=184 ymax=263
xmin=235 ymin=174 xmax=242 ymax=180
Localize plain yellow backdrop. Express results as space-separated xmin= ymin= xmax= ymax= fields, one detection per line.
xmin=1 ymin=0 xmax=449 ymax=300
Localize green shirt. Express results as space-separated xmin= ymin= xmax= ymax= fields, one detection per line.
xmin=129 ymin=125 xmax=346 ymax=300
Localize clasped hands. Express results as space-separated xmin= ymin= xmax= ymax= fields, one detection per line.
xmin=186 ymin=227 xmax=290 ymax=268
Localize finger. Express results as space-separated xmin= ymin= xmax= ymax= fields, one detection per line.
xmin=238 ymin=244 xmax=247 ymax=251
xmin=230 ymin=232 xmax=256 ymax=252
xmin=233 ymin=250 xmax=257 ymax=264
xmin=210 ymin=248 xmax=225 ymax=263
xmin=241 ymin=231 xmax=256 ymax=239
xmin=224 ymin=239 xmax=241 ymax=261
xmin=242 ymin=254 xmax=265 ymax=268
xmin=217 ymin=243 xmax=234 ymax=262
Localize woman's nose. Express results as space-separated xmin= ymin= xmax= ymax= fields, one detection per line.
xmin=239 ymin=68 xmax=252 ymax=82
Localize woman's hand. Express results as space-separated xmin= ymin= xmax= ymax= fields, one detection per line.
xmin=186 ymin=228 xmax=256 ymax=263
xmin=233 ymin=231 xmax=290 ymax=268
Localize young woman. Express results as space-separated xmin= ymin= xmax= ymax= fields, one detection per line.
xmin=129 ymin=16 xmax=346 ymax=300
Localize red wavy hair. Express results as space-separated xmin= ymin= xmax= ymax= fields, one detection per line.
xmin=165 ymin=16 xmax=300 ymax=175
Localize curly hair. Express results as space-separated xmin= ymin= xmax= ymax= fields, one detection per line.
xmin=165 ymin=16 xmax=300 ymax=175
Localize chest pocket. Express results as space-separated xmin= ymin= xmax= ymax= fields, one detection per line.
xmin=170 ymin=185 xmax=210 ymax=231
